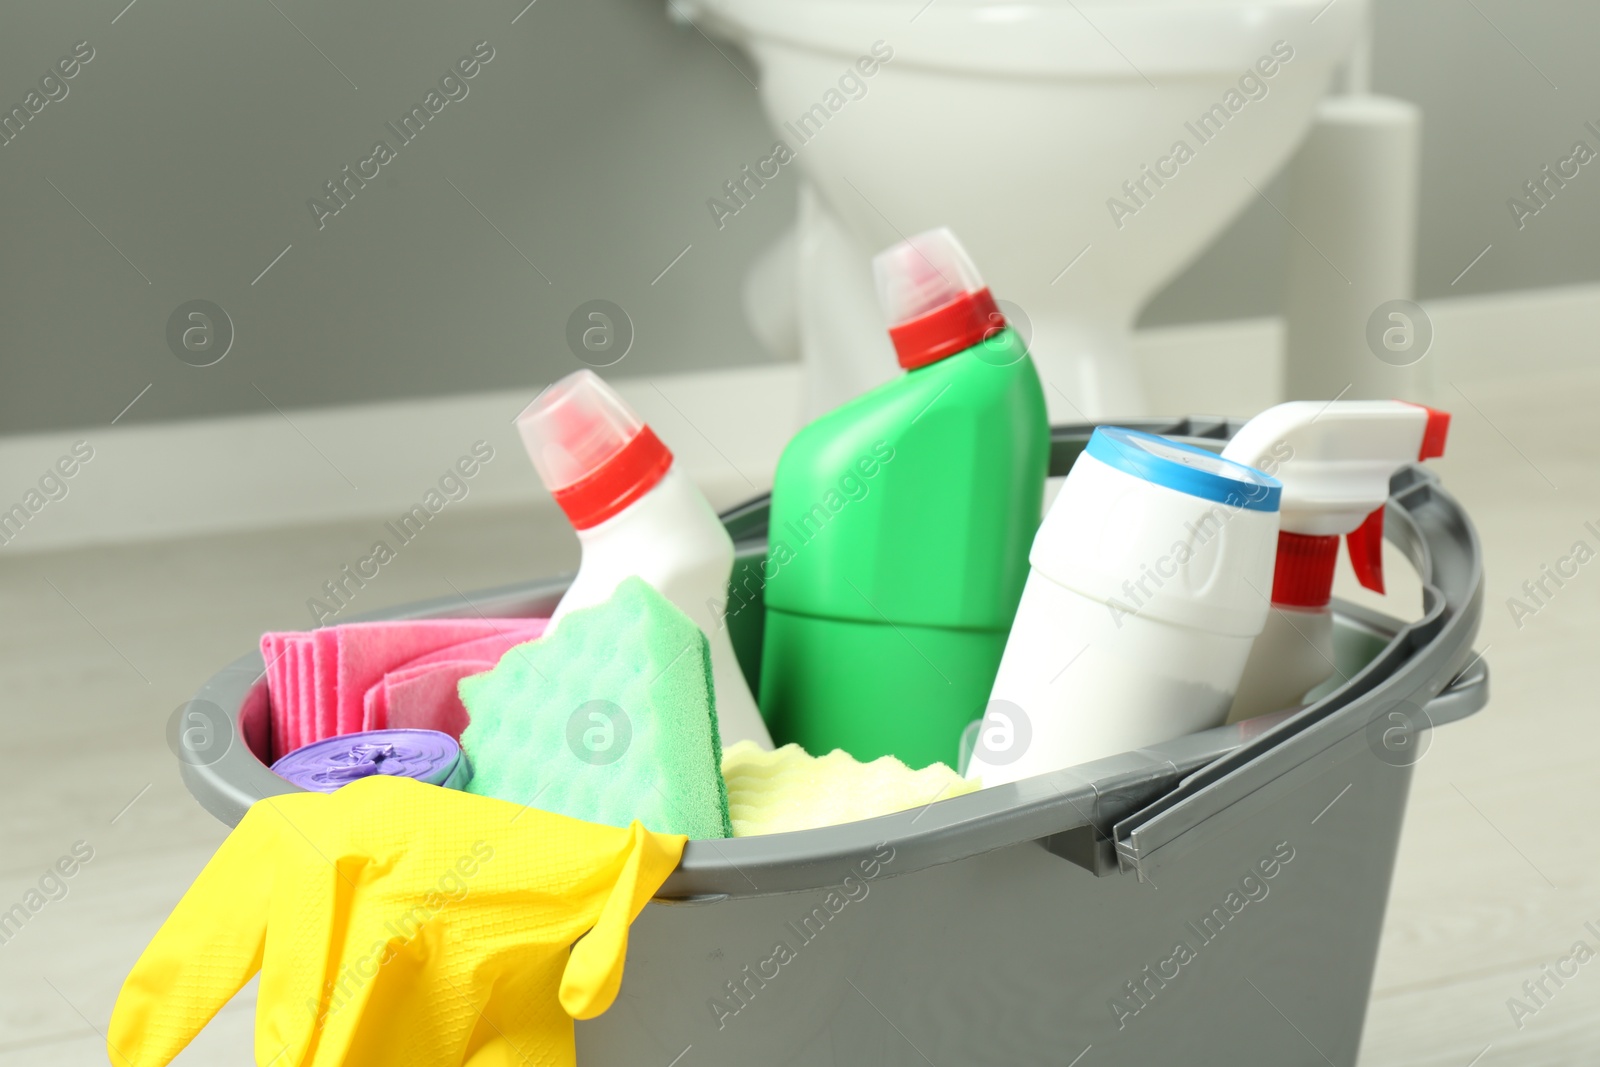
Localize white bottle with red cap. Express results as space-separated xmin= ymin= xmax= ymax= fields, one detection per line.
xmin=1221 ymin=399 xmax=1451 ymax=722
xmin=516 ymin=370 xmax=774 ymax=749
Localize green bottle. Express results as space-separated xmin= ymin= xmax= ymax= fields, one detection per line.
xmin=758 ymin=228 xmax=1048 ymax=769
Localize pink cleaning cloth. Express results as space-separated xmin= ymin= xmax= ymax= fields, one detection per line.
xmin=261 ymin=632 xmax=316 ymax=756
xmin=391 ymin=630 xmax=551 ymax=669
xmin=316 ymin=628 xmax=342 ymax=749
xmin=363 ymin=660 xmax=485 ymax=738
xmin=360 ymin=628 xmax=552 ymax=736
xmin=296 ymin=639 xmax=317 ymax=755
xmin=259 ymin=633 xmax=291 ymax=749
xmin=261 ymin=618 xmax=547 ymax=759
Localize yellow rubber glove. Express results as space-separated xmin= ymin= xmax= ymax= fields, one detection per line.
xmin=108 ymin=775 xmax=685 ymax=1067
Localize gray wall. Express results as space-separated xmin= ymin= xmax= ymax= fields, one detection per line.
xmin=1145 ymin=0 xmax=1600 ymax=327
xmin=2 ymin=0 xmax=1594 ymax=435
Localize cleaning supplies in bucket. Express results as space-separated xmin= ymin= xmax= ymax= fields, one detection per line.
xmin=108 ymin=775 xmax=684 ymax=1067
xmin=459 ymin=577 xmax=731 ymax=839
xmin=967 ymin=427 xmax=1282 ymax=786
xmin=721 ymin=741 xmax=977 ymax=836
xmin=261 ymin=617 xmax=547 ymax=754
xmin=517 ymin=370 xmax=773 ymax=750
xmin=269 ymin=728 xmax=470 ymax=791
xmin=759 ymin=227 xmax=1048 ymax=769
xmin=1222 ymin=399 xmax=1450 ymax=722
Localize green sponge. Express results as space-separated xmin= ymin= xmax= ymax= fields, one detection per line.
xmin=459 ymin=576 xmax=731 ymax=839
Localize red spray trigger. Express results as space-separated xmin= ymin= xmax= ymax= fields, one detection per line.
xmin=1347 ymin=505 xmax=1387 ymax=593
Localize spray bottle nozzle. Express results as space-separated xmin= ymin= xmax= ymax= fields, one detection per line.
xmin=1221 ymin=399 xmax=1453 ymax=608
xmin=1342 ymin=406 xmax=1448 ymax=594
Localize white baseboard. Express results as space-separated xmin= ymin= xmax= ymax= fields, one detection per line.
xmin=1131 ymin=280 xmax=1600 ymax=416
xmin=3 ymin=283 xmax=1594 ymax=555
xmin=0 ymin=366 xmax=803 ymax=557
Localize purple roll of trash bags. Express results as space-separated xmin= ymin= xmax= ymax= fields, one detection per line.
xmin=270 ymin=728 xmax=471 ymax=793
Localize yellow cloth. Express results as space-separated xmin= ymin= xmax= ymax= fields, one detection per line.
xmin=722 ymin=741 xmax=979 ymax=837
xmin=108 ymin=775 xmax=685 ymax=1067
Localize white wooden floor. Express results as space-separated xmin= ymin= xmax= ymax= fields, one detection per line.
xmin=1 ymin=364 xmax=1596 ymax=1065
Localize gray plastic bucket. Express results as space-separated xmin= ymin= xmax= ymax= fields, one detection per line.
xmin=181 ymin=417 xmax=1486 ymax=1066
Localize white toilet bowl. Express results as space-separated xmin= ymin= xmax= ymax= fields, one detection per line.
xmin=688 ymin=0 xmax=1365 ymax=419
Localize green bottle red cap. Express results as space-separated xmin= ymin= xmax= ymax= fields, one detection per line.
xmin=874 ymin=228 xmax=1007 ymax=371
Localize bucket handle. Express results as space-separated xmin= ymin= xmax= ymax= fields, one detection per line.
xmin=1418 ymin=653 xmax=1489 ymax=727
xmin=1103 ymin=462 xmax=1487 ymax=879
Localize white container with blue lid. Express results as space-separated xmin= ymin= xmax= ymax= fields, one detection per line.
xmin=967 ymin=426 xmax=1283 ymax=786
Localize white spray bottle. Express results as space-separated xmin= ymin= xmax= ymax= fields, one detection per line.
xmin=1221 ymin=400 xmax=1450 ymax=722
xmin=516 ymin=370 xmax=774 ymax=749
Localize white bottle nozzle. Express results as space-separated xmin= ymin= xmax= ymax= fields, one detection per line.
xmin=872 ymin=227 xmax=986 ymax=327
xmin=516 ymin=370 xmax=672 ymax=530
xmin=872 ymin=228 xmax=1005 ymax=370
xmin=517 ymin=370 xmax=646 ymax=492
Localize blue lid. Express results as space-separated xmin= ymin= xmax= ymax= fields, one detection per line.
xmin=1085 ymin=426 xmax=1281 ymax=512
